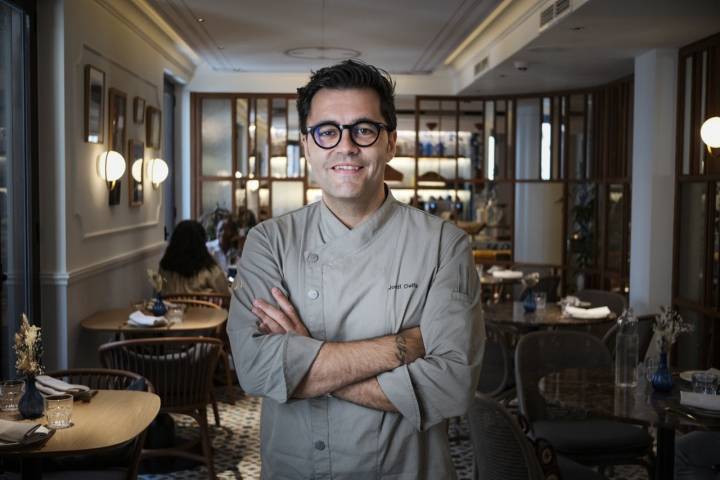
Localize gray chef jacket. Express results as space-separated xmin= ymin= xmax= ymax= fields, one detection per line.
xmin=228 ymin=189 xmax=485 ymax=479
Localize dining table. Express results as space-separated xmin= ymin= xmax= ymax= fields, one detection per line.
xmin=539 ymin=368 xmax=720 ymax=480
xmin=81 ymin=306 xmax=228 ymax=336
xmin=0 ymin=389 xmax=160 ymax=479
xmin=485 ymin=301 xmax=617 ymax=330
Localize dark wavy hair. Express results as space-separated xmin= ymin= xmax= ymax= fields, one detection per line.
xmin=160 ymin=220 xmax=217 ymax=278
xmin=296 ymin=59 xmax=397 ymax=134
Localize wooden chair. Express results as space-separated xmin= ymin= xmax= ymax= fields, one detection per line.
xmin=468 ymin=393 xmax=605 ymax=480
xmin=99 ymin=337 xmax=222 ymax=480
xmin=163 ymin=294 xmax=236 ymax=425
xmin=515 ymin=330 xmax=654 ymax=475
xmin=42 ymin=368 xmax=154 ymax=480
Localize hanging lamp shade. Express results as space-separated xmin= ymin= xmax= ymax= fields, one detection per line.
xmin=417 ymin=171 xmax=447 ymax=187
xmin=384 ymin=164 xmax=404 ymax=184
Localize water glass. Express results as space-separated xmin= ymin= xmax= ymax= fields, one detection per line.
xmin=45 ymin=393 xmax=73 ymax=429
xmin=534 ymin=292 xmax=547 ymax=310
xmin=692 ymin=372 xmax=719 ymax=395
xmin=643 ymin=357 xmax=658 ymax=382
xmin=166 ymin=304 xmax=185 ymax=323
xmin=0 ymin=380 xmax=24 ymax=411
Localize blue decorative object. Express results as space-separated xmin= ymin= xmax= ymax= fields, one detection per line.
xmin=19 ymin=375 xmax=44 ymax=419
xmin=151 ymin=292 xmax=167 ymax=316
xmin=651 ymin=352 xmax=673 ymax=392
xmin=523 ymin=289 xmax=537 ymax=313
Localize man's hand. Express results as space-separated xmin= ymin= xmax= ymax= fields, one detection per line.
xmin=396 ymin=327 xmax=425 ymax=365
xmin=252 ymin=287 xmax=310 ymax=337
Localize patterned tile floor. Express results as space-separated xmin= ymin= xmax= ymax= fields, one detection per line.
xmin=139 ymin=386 xmax=647 ymax=480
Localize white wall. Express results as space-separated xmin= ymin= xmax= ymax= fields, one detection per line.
xmin=37 ymin=0 xmax=196 ymax=369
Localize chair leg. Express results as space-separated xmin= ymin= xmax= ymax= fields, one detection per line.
xmin=197 ymin=409 xmax=216 ymax=480
xmin=209 ymin=390 xmax=221 ymax=427
xmin=221 ymin=349 xmax=235 ymax=405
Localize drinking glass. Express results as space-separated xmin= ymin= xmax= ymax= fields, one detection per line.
xmin=692 ymin=372 xmax=719 ymax=395
xmin=0 ymin=380 xmax=24 ymax=411
xmin=166 ymin=304 xmax=185 ymax=323
xmin=534 ymin=292 xmax=547 ymax=310
xmin=45 ymin=393 xmax=73 ymax=429
xmin=643 ymin=357 xmax=658 ymax=382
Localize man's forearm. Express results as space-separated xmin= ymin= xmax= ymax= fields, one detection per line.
xmin=293 ymin=334 xmax=402 ymax=398
xmin=332 ymin=377 xmax=397 ymax=412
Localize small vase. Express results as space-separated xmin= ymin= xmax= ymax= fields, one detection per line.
xmin=152 ymin=292 xmax=167 ymax=316
xmin=523 ymin=289 xmax=537 ymax=313
xmin=651 ymin=352 xmax=673 ymax=392
xmin=18 ymin=375 xmax=44 ymax=419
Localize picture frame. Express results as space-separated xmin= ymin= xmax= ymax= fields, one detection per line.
xmin=108 ymin=88 xmax=127 ymax=205
xmin=133 ymin=96 xmax=145 ymax=124
xmin=84 ymin=65 xmax=105 ymax=143
xmin=128 ymin=139 xmax=144 ymax=207
xmin=146 ymin=106 xmax=162 ymax=149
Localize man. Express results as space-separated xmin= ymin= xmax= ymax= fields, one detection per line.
xmin=206 ymin=216 xmax=240 ymax=273
xmin=228 ymin=60 xmax=484 ymax=479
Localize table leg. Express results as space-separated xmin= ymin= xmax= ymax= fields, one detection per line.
xmin=655 ymin=426 xmax=675 ymax=480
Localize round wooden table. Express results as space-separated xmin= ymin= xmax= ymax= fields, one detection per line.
xmin=485 ymin=302 xmax=616 ymax=329
xmin=1 ymin=390 xmax=160 ymax=478
xmin=81 ymin=306 xmax=228 ymax=335
xmin=539 ymin=368 xmax=720 ymax=480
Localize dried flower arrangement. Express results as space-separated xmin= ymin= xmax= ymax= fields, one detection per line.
xmin=654 ymin=305 xmax=693 ymax=353
xmin=14 ymin=314 xmax=44 ymax=377
xmin=147 ymin=269 xmax=165 ymax=293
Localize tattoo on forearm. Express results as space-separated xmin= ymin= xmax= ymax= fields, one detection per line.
xmin=395 ymin=334 xmax=407 ymax=364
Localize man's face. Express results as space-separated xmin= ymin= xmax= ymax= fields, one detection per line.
xmin=302 ymin=88 xmax=396 ymax=207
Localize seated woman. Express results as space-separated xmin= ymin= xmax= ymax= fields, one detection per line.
xmin=159 ymin=220 xmax=229 ymax=295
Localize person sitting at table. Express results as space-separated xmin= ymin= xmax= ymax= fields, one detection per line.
xmin=206 ymin=216 xmax=240 ymax=273
xmin=675 ymin=431 xmax=720 ymax=479
xmin=159 ymin=219 xmax=229 ymax=295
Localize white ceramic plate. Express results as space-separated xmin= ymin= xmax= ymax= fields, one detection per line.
xmin=680 ymin=370 xmax=701 ymax=382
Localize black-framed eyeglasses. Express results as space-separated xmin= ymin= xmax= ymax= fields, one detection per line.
xmin=304 ymin=121 xmax=391 ymax=149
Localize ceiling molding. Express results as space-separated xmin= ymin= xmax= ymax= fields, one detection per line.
xmin=94 ymin=0 xmax=200 ymax=79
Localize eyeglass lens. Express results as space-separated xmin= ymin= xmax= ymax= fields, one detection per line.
xmin=311 ymin=122 xmax=383 ymax=149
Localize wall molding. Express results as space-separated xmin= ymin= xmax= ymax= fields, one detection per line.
xmin=40 ymin=241 xmax=165 ymax=286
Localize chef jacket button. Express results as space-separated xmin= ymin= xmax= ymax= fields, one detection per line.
xmin=308 ymin=289 xmax=319 ymax=300
xmin=314 ymin=440 xmax=326 ymax=450
xmin=307 ymin=253 xmax=319 ymax=263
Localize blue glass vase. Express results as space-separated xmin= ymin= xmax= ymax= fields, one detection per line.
xmin=19 ymin=375 xmax=44 ymax=419
xmin=523 ymin=289 xmax=537 ymax=313
xmin=651 ymin=352 xmax=673 ymax=392
xmin=151 ymin=292 xmax=167 ymax=316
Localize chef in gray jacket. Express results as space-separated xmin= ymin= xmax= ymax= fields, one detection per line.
xmin=228 ymin=59 xmax=485 ymax=479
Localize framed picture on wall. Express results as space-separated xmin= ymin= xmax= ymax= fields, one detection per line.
xmin=108 ymin=88 xmax=127 ymax=205
xmin=133 ymin=96 xmax=145 ymax=124
xmin=146 ymin=106 xmax=161 ymax=149
xmin=128 ymin=139 xmax=144 ymax=207
xmin=84 ymin=65 xmax=105 ymax=143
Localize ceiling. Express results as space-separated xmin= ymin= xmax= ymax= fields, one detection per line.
xmin=147 ymin=0 xmax=720 ymax=95
xmin=146 ymin=0 xmax=501 ymax=74
xmin=461 ymin=0 xmax=720 ymax=95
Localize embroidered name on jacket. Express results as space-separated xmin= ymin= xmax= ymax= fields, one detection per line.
xmin=388 ymin=283 xmax=418 ymax=291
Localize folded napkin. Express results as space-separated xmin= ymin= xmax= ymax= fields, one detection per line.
xmin=128 ymin=310 xmax=168 ymax=327
xmin=0 ymin=419 xmax=49 ymax=444
xmin=680 ymin=391 xmax=720 ymax=412
xmin=564 ymin=305 xmax=611 ymax=319
xmin=36 ymin=375 xmax=89 ymax=396
xmin=491 ymin=270 xmax=523 ymax=279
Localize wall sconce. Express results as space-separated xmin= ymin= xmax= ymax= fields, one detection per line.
xmin=131 ymin=159 xmax=143 ymax=182
xmin=97 ymin=150 xmax=126 ymax=205
xmin=701 ymin=116 xmax=720 ymax=156
xmin=97 ymin=150 xmax=126 ymax=188
xmin=146 ymin=158 xmax=169 ymax=188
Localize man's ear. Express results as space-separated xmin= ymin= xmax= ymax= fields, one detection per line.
xmin=386 ymin=130 xmax=398 ymax=161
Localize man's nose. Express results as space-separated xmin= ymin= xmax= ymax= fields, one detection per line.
xmin=335 ymin=128 xmax=360 ymax=154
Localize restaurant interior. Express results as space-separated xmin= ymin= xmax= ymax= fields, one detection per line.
xmin=2 ymin=0 xmax=720 ymax=478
